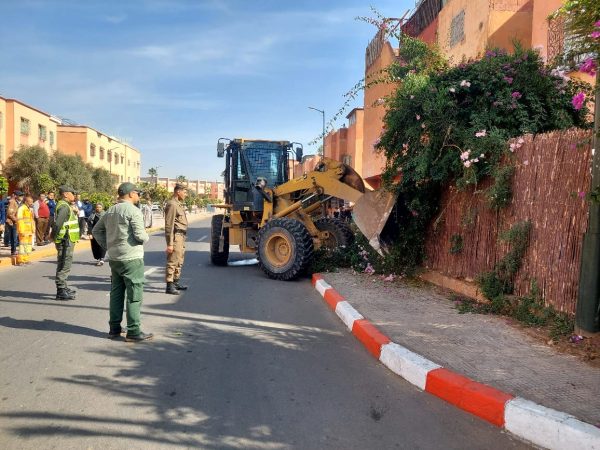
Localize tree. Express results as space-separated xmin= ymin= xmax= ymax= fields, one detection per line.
xmin=49 ymin=152 xmax=95 ymax=192
xmin=92 ymin=167 xmax=116 ymax=193
xmin=176 ymin=175 xmax=187 ymax=183
xmin=148 ymin=167 xmax=157 ymax=178
xmin=4 ymin=145 xmax=52 ymax=194
xmin=0 ymin=175 xmax=8 ymax=196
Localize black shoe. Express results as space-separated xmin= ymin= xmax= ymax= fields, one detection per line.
xmin=166 ymin=282 xmax=179 ymax=295
xmin=56 ymin=288 xmax=76 ymax=301
xmin=125 ymin=331 xmax=154 ymax=342
xmin=173 ymin=280 xmax=188 ymax=290
xmin=66 ymin=287 xmax=77 ymax=296
xmin=108 ymin=328 xmax=123 ymax=339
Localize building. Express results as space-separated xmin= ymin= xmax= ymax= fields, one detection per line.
xmin=0 ymin=96 xmax=60 ymax=169
xmin=0 ymin=95 xmax=143 ymax=186
xmin=323 ymin=0 xmax=575 ymax=189
xmin=139 ymin=177 xmax=225 ymax=201
xmin=57 ymin=125 xmax=141 ymax=184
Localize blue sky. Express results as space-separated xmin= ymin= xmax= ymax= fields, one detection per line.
xmin=1 ymin=0 xmax=414 ymax=181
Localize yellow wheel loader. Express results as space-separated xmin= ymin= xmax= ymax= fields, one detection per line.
xmin=211 ymin=138 xmax=396 ymax=280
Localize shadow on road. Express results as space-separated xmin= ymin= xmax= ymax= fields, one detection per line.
xmin=0 ymin=316 xmax=105 ymax=338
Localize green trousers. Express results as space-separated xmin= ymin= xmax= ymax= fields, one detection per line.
xmin=108 ymin=258 xmax=145 ymax=335
xmin=55 ymin=239 xmax=75 ymax=289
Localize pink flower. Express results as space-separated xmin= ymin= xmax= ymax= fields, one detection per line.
xmin=595 ymin=20 xmax=600 ymax=27
xmin=421 ymin=123 xmax=426 ymax=129
xmin=579 ymin=58 xmax=597 ymax=76
xmin=449 ymin=87 xmax=456 ymax=93
xmin=572 ymin=92 xmax=586 ymax=110
xmin=509 ymin=143 xmax=517 ymax=152
xmin=475 ymin=130 xmax=487 ymax=138
xmin=416 ymin=114 xmax=421 ymax=120
xmin=503 ymin=76 xmax=513 ymax=84
xmin=591 ymin=31 xmax=600 ymax=39
xmin=460 ymin=80 xmax=471 ymax=87
xmin=464 ymin=161 xmax=472 ymax=168
xmin=523 ymin=160 xmax=529 ymax=166
xmin=460 ymin=151 xmax=470 ymax=161
xmin=511 ymin=91 xmax=522 ymax=99
xmin=570 ymin=144 xmax=577 ymax=150
xmin=517 ymin=138 xmax=525 ymax=145
xmin=364 ymin=263 xmax=375 ymax=274
xmin=578 ymin=191 xmax=586 ymax=199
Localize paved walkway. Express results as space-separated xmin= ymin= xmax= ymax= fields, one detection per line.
xmin=321 ymin=269 xmax=600 ymax=428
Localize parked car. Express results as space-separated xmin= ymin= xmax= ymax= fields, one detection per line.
xmin=151 ymin=203 xmax=160 ymax=211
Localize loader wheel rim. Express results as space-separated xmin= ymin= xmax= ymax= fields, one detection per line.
xmin=265 ymin=232 xmax=292 ymax=267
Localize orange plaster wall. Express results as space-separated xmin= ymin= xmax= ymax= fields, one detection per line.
xmin=362 ymin=41 xmax=397 ymax=183
xmin=487 ymin=8 xmax=533 ymax=52
xmin=346 ymin=109 xmax=364 ymax=175
xmin=419 ymin=17 xmax=439 ymax=45
xmin=531 ymin=0 xmax=564 ymax=62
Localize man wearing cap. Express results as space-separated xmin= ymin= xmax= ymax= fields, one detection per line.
xmin=164 ymin=183 xmax=188 ymax=295
xmin=92 ymin=182 xmax=152 ymax=342
xmin=52 ymin=186 xmax=79 ymax=300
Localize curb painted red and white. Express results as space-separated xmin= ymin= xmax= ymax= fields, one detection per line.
xmin=312 ymin=274 xmax=600 ymax=450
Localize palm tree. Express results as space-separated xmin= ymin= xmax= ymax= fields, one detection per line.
xmin=148 ymin=167 xmax=158 ymax=186
xmin=176 ymin=175 xmax=187 ymax=183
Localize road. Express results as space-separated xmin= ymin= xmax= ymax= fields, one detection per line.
xmin=0 ymin=217 xmax=530 ymax=449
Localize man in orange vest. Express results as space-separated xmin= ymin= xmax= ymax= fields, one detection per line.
xmin=16 ymin=194 xmax=35 ymax=265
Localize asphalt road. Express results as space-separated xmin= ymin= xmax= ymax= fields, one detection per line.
xmin=0 ymin=217 xmax=531 ymax=449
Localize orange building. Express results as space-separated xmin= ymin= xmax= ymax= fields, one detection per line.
xmin=0 ymin=96 xmax=60 ymax=169
xmin=323 ymin=0 xmax=573 ymax=190
xmin=56 ymin=125 xmax=141 ymax=184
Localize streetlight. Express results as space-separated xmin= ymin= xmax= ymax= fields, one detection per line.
xmin=308 ymin=106 xmax=325 ymax=155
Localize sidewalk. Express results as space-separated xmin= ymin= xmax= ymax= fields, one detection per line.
xmin=314 ymin=269 xmax=600 ymax=449
xmin=0 ymin=210 xmax=213 ymax=269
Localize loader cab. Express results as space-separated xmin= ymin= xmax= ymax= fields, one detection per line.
xmin=217 ymin=138 xmax=302 ymax=214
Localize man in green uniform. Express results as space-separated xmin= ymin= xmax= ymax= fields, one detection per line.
xmin=51 ymin=186 xmax=79 ymax=300
xmin=93 ymin=182 xmax=152 ymax=342
xmin=164 ymin=183 xmax=188 ymax=295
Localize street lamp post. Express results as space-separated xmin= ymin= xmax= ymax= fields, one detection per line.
xmin=308 ymin=107 xmax=325 ymax=155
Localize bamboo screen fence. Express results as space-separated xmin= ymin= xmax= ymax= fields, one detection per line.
xmin=423 ymin=128 xmax=593 ymax=315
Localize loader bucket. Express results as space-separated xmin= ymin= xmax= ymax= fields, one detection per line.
xmin=352 ymin=189 xmax=397 ymax=255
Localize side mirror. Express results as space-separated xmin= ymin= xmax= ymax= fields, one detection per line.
xmin=295 ymin=146 xmax=303 ymax=162
xmin=217 ymin=142 xmax=225 ymax=157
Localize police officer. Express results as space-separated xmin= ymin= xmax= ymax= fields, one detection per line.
xmin=164 ymin=183 xmax=188 ymax=294
xmin=52 ymin=185 xmax=79 ymax=300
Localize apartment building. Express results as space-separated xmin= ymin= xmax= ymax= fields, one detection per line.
xmin=139 ymin=177 xmax=225 ymax=201
xmin=57 ymin=125 xmax=141 ymax=184
xmin=0 ymin=96 xmax=60 ymax=168
xmin=323 ymin=0 xmax=571 ymax=188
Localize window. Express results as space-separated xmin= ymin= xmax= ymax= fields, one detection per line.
xmin=49 ymin=131 xmax=54 ymax=146
xmin=20 ymin=117 xmax=30 ymax=135
xmin=114 ymin=153 xmax=118 ymax=165
xmin=449 ymin=10 xmax=465 ymax=48
xmin=38 ymin=124 xmax=47 ymax=141
xmin=107 ymin=150 xmax=112 ymax=163
xmin=90 ymin=144 xmax=96 ymax=157
xmin=128 ymin=159 xmax=131 ymax=167
xmin=348 ymin=113 xmax=356 ymax=126
xmin=100 ymin=147 xmax=105 ymax=160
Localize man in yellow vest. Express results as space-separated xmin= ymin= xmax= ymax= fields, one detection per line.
xmin=51 ymin=185 xmax=79 ymax=300
xmin=16 ymin=194 xmax=35 ymax=265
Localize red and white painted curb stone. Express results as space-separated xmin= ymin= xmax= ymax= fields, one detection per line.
xmin=312 ymin=274 xmax=600 ymax=450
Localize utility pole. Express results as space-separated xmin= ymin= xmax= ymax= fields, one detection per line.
xmin=576 ymin=70 xmax=600 ymax=334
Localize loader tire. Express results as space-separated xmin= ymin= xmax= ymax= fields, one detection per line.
xmin=210 ymin=214 xmax=229 ymax=266
xmin=314 ymin=217 xmax=354 ymax=250
xmin=257 ymin=218 xmax=314 ymax=281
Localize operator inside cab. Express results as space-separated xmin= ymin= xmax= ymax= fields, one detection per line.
xmin=252 ymin=177 xmax=272 ymax=218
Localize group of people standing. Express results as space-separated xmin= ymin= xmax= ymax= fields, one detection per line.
xmin=1 ymin=181 xmax=190 ymax=344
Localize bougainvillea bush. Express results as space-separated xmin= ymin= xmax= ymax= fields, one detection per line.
xmin=374 ymin=37 xmax=592 ymax=273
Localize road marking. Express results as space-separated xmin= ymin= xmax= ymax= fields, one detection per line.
xmin=198 ymin=236 xmax=207 ymax=242
xmin=144 ymin=267 xmax=158 ymax=276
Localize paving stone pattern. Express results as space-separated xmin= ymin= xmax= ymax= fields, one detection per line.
xmin=323 ymin=269 xmax=600 ymax=426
